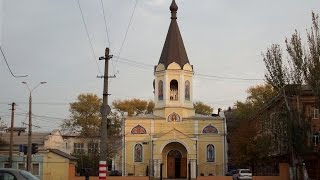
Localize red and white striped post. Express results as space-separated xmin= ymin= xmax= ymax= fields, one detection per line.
xmin=99 ymin=161 xmax=107 ymax=180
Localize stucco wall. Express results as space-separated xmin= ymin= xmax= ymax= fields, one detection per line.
xmin=42 ymin=152 xmax=73 ymax=180
xmin=124 ymin=115 xmax=225 ymax=178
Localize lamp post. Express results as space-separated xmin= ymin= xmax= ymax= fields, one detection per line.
xmin=22 ymin=81 xmax=46 ymax=172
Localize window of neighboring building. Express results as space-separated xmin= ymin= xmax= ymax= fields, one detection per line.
xmin=170 ymin=80 xmax=178 ymax=100
xmin=313 ymin=134 xmax=319 ymax=146
xmin=158 ymin=80 xmax=164 ymax=100
xmin=74 ymin=143 xmax=85 ymax=154
xmin=134 ymin=144 xmax=143 ymax=162
xmin=314 ymin=109 xmax=319 ymax=119
xmin=185 ymin=80 xmax=190 ymax=100
xmin=3 ymin=163 xmax=9 ymax=168
xmin=32 ymin=163 xmax=40 ymax=176
xmin=207 ymin=144 xmax=215 ymax=162
xmin=18 ymin=163 xmax=25 ymax=170
xmin=88 ymin=142 xmax=99 ymax=154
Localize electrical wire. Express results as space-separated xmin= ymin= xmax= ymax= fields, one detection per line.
xmin=0 ymin=45 xmax=28 ymax=78
xmin=76 ymin=0 xmax=102 ymax=75
xmin=114 ymin=55 xmax=264 ymax=81
xmin=100 ymin=0 xmax=111 ymax=47
xmin=195 ymin=73 xmax=263 ymax=81
xmin=113 ymin=0 xmax=139 ymax=75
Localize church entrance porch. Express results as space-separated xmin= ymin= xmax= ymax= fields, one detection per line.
xmin=162 ymin=142 xmax=188 ymax=179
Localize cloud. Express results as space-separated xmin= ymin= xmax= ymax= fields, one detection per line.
xmin=0 ymin=0 xmax=3 ymax=44
xmin=146 ymin=0 xmax=167 ymax=7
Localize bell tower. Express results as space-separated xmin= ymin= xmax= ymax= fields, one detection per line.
xmin=153 ymin=0 xmax=195 ymax=119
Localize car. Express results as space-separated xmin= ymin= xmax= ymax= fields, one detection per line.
xmin=109 ymin=170 xmax=122 ymax=176
xmin=226 ymin=169 xmax=237 ymax=176
xmin=233 ymin=169 xmax=252 ymax=180
xmin=0 ymin=168 xmax=40 ymax=180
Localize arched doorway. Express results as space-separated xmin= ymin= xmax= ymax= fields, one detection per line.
xmin=163 ymin=142 xmax=187 ymax=178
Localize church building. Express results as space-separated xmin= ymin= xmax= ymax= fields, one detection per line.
xmin=124 ymin=0 xmax=226 ymax=178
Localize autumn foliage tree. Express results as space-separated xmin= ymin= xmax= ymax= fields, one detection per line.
xmin=261 ymin=12 xmax=320 ymax=179
xmin=229 ymin=84 xmax=276 ymax=169
xmin=62 ymin=93 xmax=102 ymax=136
xmin=112 ymin=98 xmax=154 ymax=116
xmin=263 ymin=13 xmax=320 ymax=166
xmin=193 ymin=101 xmax=213 ymax=116
xmin=62 ymin=93 xmax=121 ymax=175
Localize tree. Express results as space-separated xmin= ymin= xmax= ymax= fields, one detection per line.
xmin=301 ymin=12 xmax=320 ymax=108
xmin=193 ymin=101 xmax=213 ymax=115
xmin=0 ymin=118 xmax=7 ymax=144
xmin=112 ymin=98 xmax=154 ymax=116
xmin=62 ymin=93 xmax=101 ymax=136
xmin=62 ymin=93 xmax=122 ymax=175
xmin=230 ymin=84 xmax=276 ymax=169
xmin=261 ymin=12 xmax=320 ymax=179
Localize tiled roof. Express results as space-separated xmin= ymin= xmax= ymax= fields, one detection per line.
xmin=49 ymin=149 xmax=78 ymax=160
xmin=0 ymin=131 xmax=50 ymax=145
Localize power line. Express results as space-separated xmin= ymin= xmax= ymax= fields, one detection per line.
xmin=113 ymin=55 xmax=264 ymax=81
xmin=76 ymin=0 xmax=102 ymax=75
xmin=195 ymin=73 xmax=263 ymax=81
xmin=0 ymin=45 xmax=28 ymax=78
xmin=113 ymin=0 xmax=139 ymax=75
xmin=100 ymin=0 xmax=111 ymax=47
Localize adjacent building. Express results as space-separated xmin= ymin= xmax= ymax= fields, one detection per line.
xmin=0 ymin=128 xmax=78 ymax=180
xmin=249 ymin=85 xmax=320 ymax=179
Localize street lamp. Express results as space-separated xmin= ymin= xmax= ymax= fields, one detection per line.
xmin=22 ymin=81 xmax=46 ymax=172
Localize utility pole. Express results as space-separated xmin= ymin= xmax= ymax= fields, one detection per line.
xmin=22 ymin=81 xmax=46 ymax=172
xmin=9 ymin=102 xmax=16 ymax=168
xmin=27 ymin=92 xmax=32 ymax=171
xmin=99 ymin=47 xmax=113 ymax=180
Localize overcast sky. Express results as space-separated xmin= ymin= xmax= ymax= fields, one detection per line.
xmin=1 ymin=0 xmax=320 ymax=132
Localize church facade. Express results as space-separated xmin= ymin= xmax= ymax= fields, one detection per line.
xmin=123 ymin=0 xmax=226 ymax=178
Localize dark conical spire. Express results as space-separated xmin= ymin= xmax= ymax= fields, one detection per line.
xmin=170 ymin=0 xmax=178 ymax=19
xmin=158 ymin=0 xmax=190 ymax=69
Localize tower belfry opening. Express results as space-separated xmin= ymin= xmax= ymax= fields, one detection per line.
xmin=170 ymin=80 xmax=178 ymax=100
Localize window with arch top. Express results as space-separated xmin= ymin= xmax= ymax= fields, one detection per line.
xmin=131 ymin=125 xmax=147 ymax=134
xmin=170 ymin=79 xmax=178 ymax=101
xmin=185 ymin=80 xmax=190 ymax=100
xmin=134 ymin=144 xmax=143 ymax=162
xmin=207 ymin=144 xmax=215 ymax=162
xmin=158 ymin=80 xmax=163 ymax=100
xmin=202 ymin=124 xmax=218 ymax=134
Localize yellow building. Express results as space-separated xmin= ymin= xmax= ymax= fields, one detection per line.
xmin=42 ymin=149 xmax=78 ymax=180
xmin=124 ymin=0 xmax=226 ymax=179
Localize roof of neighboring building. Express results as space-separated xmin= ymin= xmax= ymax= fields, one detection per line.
xmin=0 ymin=131 xmax=50 ymax=145
xmin=187 ymin=114 xmax=224 ymax=120
xmin=158 ymin=0 xmax=190 ymax=69
xmin=49 ymin=149 xmax=78 ymax=160
xmin=248 ymin=84 xmax=315 ymax=121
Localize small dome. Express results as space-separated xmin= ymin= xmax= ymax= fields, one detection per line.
xmin=170 ymin=0 xmax=178 ymax=12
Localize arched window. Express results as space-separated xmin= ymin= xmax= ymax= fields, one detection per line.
xmin=185 ymin=80 xmax=190 ymax=100
xmin=170 ymin=80 xmax=178 ymax=101
xmin=207 ymin=144 xmax=215 ymax=162
xmin=131 ymin=125 xmax=147 ymax=134
xmin=158 ymin=80 xmax=163 ymax=100
xmin=134 ymin=144 xmax=143 ymax=162
xmin=167 ymin=112 xmax=181 ymax=122
xmin=202 ymin=124 xmax=218 ymax=134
